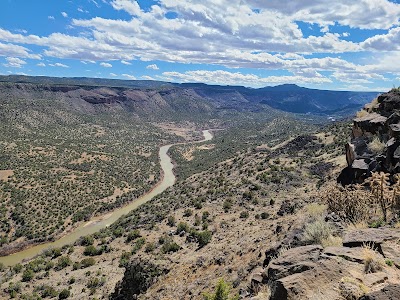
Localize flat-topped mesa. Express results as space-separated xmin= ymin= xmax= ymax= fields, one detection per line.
xmin=338 ymin=88 xmax=400 ymax=185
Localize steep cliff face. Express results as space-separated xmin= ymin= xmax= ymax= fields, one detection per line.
xmin=338 ymin=89 xmax=400 ymax=185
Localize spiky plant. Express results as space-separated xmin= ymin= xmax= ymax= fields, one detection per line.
xmin=391 ymin=174 xmax=400 ymax=213
xmin=368 ymin=172 xmax=390 ymax=222
xmin=321 ymin=184 xmax=371 ymax=224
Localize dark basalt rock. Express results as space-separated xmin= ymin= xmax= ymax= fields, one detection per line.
xmin=360 ymin=284 xmax=400 ymax=300
xmin=339 ymin=89 xmax=400 ymax=185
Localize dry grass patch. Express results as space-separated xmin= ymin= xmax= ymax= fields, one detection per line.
xmin=368 ymin=137 xmax=385 ymax=154
xmin=362 ymin=243 xmax=384 ymax=273
xmin=321 ymin=235 xmax=343 ymax=248
xmin=356 ymin=110 xmax=370 ymax=118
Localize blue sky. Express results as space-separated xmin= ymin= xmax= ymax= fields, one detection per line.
xmin=0 ymin=0 xmax=399 ymax=91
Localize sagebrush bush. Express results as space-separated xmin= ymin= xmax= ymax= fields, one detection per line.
xmin=302 ymin=219 xmax=332 ymax=245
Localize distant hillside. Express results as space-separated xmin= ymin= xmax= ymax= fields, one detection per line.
xmin=0 ymin=75 xmax=380 ymax=117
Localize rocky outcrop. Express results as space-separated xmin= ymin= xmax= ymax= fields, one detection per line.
xmin=260 ymin=228 xmax=400 ymax=300
xmin=360 ymin=284 xmax=400 ymax=300
xmin=338 ymin=89 xmax=400 ymax=185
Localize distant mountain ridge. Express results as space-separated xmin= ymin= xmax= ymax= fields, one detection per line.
xmin=0 ymin=75 xmax=380 ymax=116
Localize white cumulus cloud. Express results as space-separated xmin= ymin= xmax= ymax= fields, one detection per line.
xmin=49 ymin=62 xmax=69 ymax=68
xmin=100 ymin=62 xmax=112 ymax=67
xmin=146 ymin=64 xmax=159 ymax=70
xmin=121 ymin=60 xmax=131 ymax=65
xmin=3 ymin=57 xmax=26 ymax=68
xmin=61 ymin=12 xmax=68 ymax=18
xmin=122 ymin=73 xmax=136 ymax=79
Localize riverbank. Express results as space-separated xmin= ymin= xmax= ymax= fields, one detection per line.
xmin=0 ymin=130 xmax=213 ymax=266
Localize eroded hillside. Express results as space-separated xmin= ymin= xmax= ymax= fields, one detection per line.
xmin=0 ymin=120 xmax=351 ymax=299
xmin=0 ymin=81 xmax=316 ymax=257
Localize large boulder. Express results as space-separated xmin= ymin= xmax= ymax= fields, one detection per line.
xmin=343 ymin=228 xmax=400 ymax=249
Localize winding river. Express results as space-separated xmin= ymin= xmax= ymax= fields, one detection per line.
xmin=0 ymin=130 xmax=213 ymax=266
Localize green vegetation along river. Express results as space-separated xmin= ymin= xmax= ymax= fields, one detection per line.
xmin=0 ymin=130 xmax=213 ymax=266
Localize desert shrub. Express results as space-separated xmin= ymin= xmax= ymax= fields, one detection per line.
xmin=22 ymin=269 xmax=34 ymax=282
xmin=239 ymin=211 xmax=249 ymax=219
xmin=223 ymin=200 xmax=232 ymax=212
xmin=80 ymin=257 xmax=96 ymax=268
xmin=167 ymin=215 xmax=176 ymax=226
xmin=132 ymin=237 xmax=146 ymax=254
xmin=7 ymin=282 xmax=21 ymax=298
xmin=176 ymin=222 xmax=190 ymax=234
xmin=183 ymin=209 xmax=193 ymax=217
xmin=385 ymin=259 xmax=394 ymax=266
xmin=194 ymin=215 xmax=201 ymax=226
xmin=45 ymin=261 xmax=54 ymax=271
xmin=83 ymin=245 xmax=103 ymax=256
xmin=321 ymin=184 xmax=371 ymax=224
xmin=145 ymin=242 xmax=156 ymax=253
xmin=192 ymin=230 xmax=212 ymax=248
xmin=55 ymin=256 xmax=72 ymax=271
xmin=50 ymin=248 xmax=62 ymax=259
xmin=126 ymin=229 xmax=141 ymax=243
xmin=161 ymin=238 xmax=181 ymax=254
xmin=203 ymin=278 xmax=239 ymax=300
xmin=87 ymin=276 xmax=105 ymax=288
xmin=202 ymin=211 xmax=210 ymax=222
xmin=302 ymin=219 xmax=333 ymax=245
xmin=38 ymin=285 xmax=58 ymax=298
xmin=260 ymin=212 xmax=269 ymax=219
xmin=119 ymin=251 xmax=132 ymax=267
xmin=113 ymin=227 xmax=124 ymax=238
xmin=58 ymin=289 xmax=70 ymax=299
xmin=13 ymin=263 xmax=23 ymax=273
xmin=369 ymin=218 xmax=385 ymax=228
xmin=80 ymin=235 xmax=94 ymax=246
